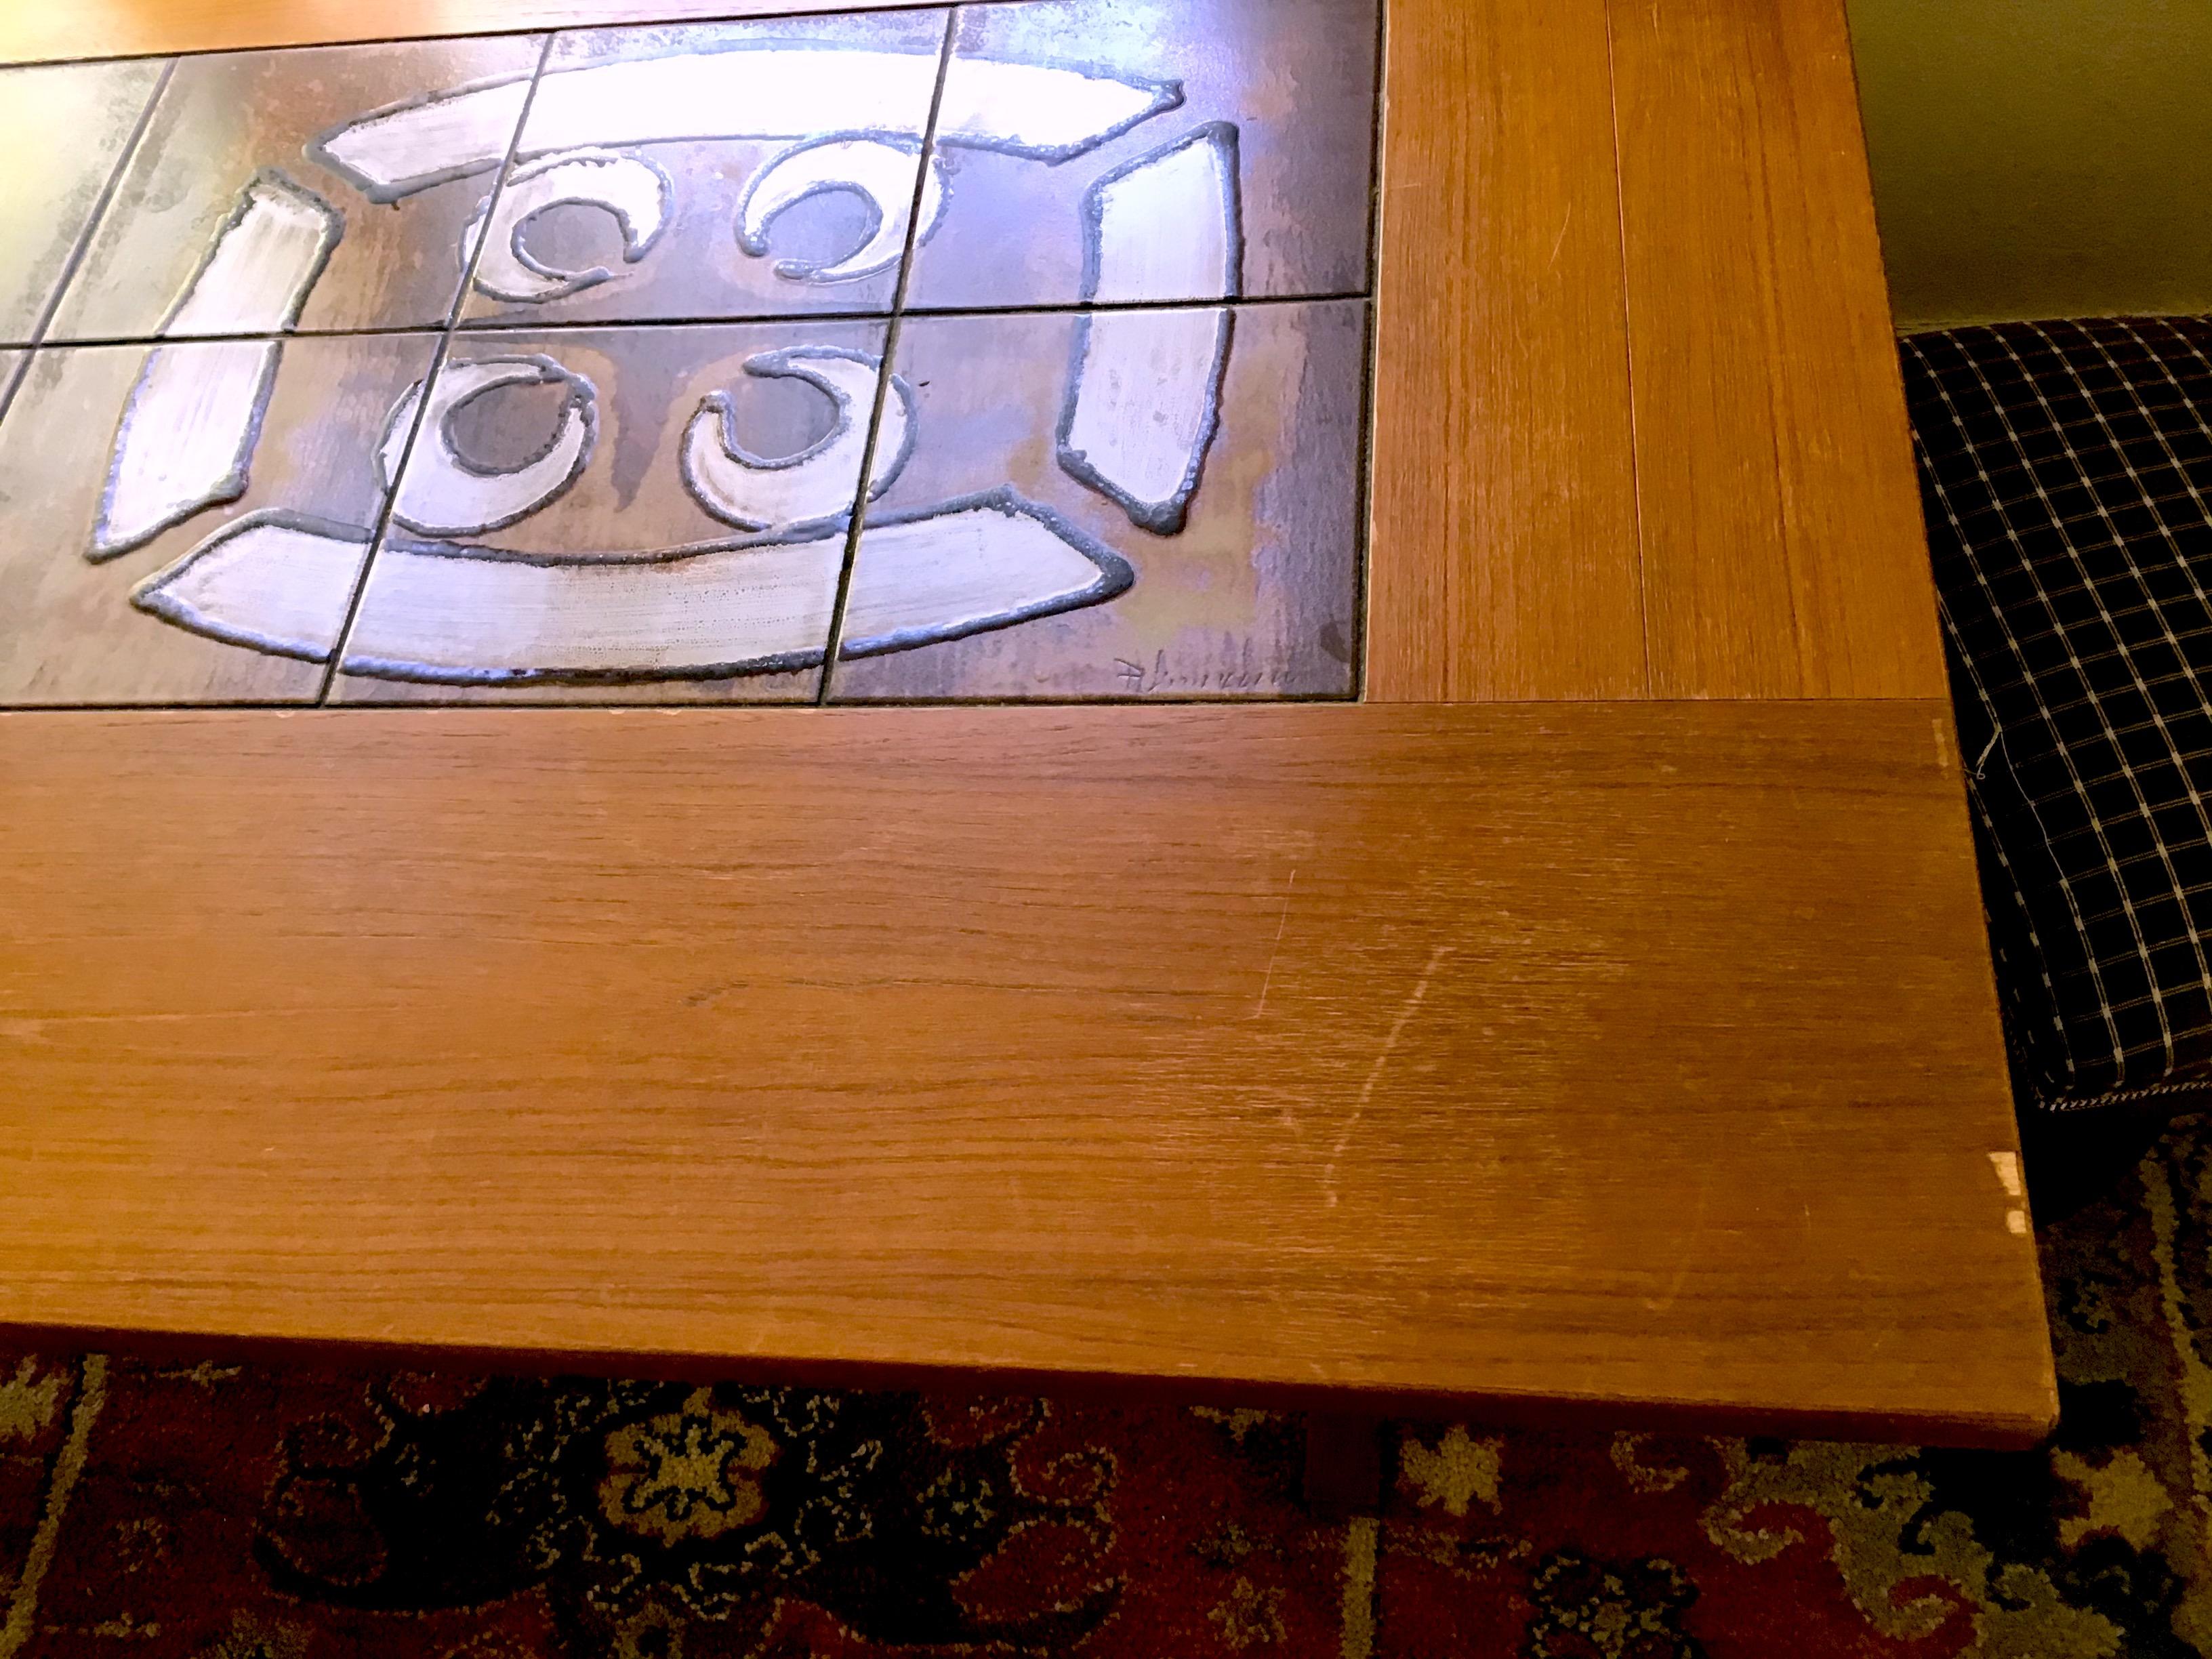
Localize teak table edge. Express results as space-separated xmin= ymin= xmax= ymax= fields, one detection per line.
xmin=1 ymin=703 xmax=2055 ymax=1448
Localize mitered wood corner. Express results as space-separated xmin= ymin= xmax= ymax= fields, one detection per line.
xmin=0 ymin=703 xmax=2053 ymax=1443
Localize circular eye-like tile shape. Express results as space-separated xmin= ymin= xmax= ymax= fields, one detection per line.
xmin=682 ymin=346 xmax=914 ymax=533
xmin=380 ymin=355 xmax=599 ymax=538
xmin=736 ymin=135 xmax=947 ymax=285
xmin=463 ymin=149 xmax=673 ymax=304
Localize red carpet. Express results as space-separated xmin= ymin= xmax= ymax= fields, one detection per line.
xmin=1 ymin=1119 xmax=2207 ymax=1656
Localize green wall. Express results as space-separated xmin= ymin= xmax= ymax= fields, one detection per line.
xmin=1847 ymin=0 xmax=2212 ymax=329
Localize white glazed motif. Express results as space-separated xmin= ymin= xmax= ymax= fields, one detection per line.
xmin=102 ymin=38 xmax=1247 ymax=682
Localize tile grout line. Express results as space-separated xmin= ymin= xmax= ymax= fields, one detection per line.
xmin=491 ymin=291 xmax=1377 ymax=326
xmin=0 ymin=58 xmax=175 ymax=430
xmin=30 ymin=323 xmax=460 ymax=350
xmin=1599 ymin=0 xmax=1656 ymax=696
xmin=312 ymin=31 xmax=558 ymax=705
xmin=0 ymin=689 xmax=1364 ymax=713
xmin=14 ymin=289 xmax=1378 ymax=355
xmin=813 ymin=4 xmax=958 ymax=705
xmin=1351 ymin=0 xmax=1387 ymax=702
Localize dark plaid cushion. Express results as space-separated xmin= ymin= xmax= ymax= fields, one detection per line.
xmin=1903 ymin=318 xmax=2212 ymax=1113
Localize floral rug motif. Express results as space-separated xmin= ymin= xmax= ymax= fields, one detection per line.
xmin=3 ymin=1118 xmax=2212 ymax=1657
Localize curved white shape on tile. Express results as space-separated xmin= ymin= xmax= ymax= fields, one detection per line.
xmin=737 ymin=136 xmax=945 ymax=284
xmin=1057 ymin=125 xmax=1241 ymax=535
xmin=838 ymin=490 xmax=1135 ymax=659
xmin=380 ymin=355 xmax=598 ymax=537
xmin=1080 ymin=122 xmax=1240 ymax=305
xmin=165 ymin=169 xmax=345 ymax=334
xmin=131 ymin=494 xmax=1133 ymax=684
xmin=464 ymin=149 xmax=672 ymax=304
xmin=340 ymin=538 xmax=836 ymax=683
xmin=131 ymin=512 xmax=372 ymax=659
xmin=1059 ymin=308 xmax=1233 ymax=537
xmin=313 ymin=49 xmax=1179 ymax=201
xmin=682 ymin=348 xmax=912 ymax=533
xmin=311 ymin=76 xmax=535 ymax=205
xmin=91 ymin=172 xmax=344 ymax=560
xmin=90 ymin=340 xmax=279 ymax=560
xmin=933 ymin=55 xmax=1181 ymax=163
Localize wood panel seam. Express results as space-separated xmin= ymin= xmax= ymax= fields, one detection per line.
xmin=1597 ymin=0 xmax=1654 ymax=694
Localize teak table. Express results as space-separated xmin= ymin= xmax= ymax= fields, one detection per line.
xmin=0 ymin=0 xmax=2057 ymax=1449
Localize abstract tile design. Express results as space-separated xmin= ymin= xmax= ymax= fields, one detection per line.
xmin=0 ymin=3 xmax=1378 ymax=708
xmin=47 ymin=36 xmax=544 ymax=340
xmin=828 ymin=300 xmax=1367 ymax=700
xmin=455 ymin=12 xmax=949 ymax=331
xmin=0 ymin=59 xmax=166 ymax=344
xmin=328 ymin=322 xmax=890 ymax=702
xmin=0 ymin=333 xmax=439 ymax=703
xmin=904 ymin=0 xmax=1379 ymax=310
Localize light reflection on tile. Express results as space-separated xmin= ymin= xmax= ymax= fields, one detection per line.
xmin=828 ymin=299 xmax=1366 ymax=701
xmin=0 ymin=60 xmax=167 ymax=344
xmin=333 ymin=320 xmax=891 ymax=703
xmin=47 ymin=36 xmax=544 ymax=341
xmin=0 ymin=334 xmax=439 ymax=704
xmin=905 ymin=0 xmax=1378 ymax=310
xmin=0 ymin=63 xmax=165 ymax=347
xmin=455 ymin=11 xmax=948 ymax=331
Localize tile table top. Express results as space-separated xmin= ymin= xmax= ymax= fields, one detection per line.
xmin=0 ymin=0 xmax=1380 ymax=705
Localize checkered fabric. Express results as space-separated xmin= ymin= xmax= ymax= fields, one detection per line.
xmin=1903 ymin=317 xmax=2212 ymax=1113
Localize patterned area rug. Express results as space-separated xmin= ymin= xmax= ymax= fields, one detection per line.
xmin=3 ymin=1120 xmax=2211 ymax=1658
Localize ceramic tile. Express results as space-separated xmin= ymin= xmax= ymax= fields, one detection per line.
xmin=328 ymin=321 xmax=893 ymax=702
xmin=455 ymin=12 xmax=949 ymax=331
xmin=827 ymin=299 xmax=1366 ymax=701
xmin=903 ymin=0 xmax=1378 ymax=312
xmin=46 ymin=36 xmax=545 ymax=342
xmin=0 ymin=333 xmax=439 ymax=704
xmin=0 ymin=60 xmax=167 ymax=344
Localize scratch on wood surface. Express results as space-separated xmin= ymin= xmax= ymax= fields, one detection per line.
xmin=1644 ymin=1177 xmax=1713 ymax=1314
xmin=1548 ymin=205 xmax=1573 ymax=268
xmin=1253 ymin=868 xmax=1298 ymax=1018
xmin=1324 ymin=944 xmax=1454 ymax=1206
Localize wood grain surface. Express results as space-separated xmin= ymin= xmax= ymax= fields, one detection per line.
xmin=1607 ymin=0 xmax=1947 ymax=699
xmin=1361 ymin=0 xmax=1946 ymax=701
xmin=0 ymin=703 xmax=2051 ymax=1442
xmin=1365 ymin=0 xmax=1647 ymax=701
